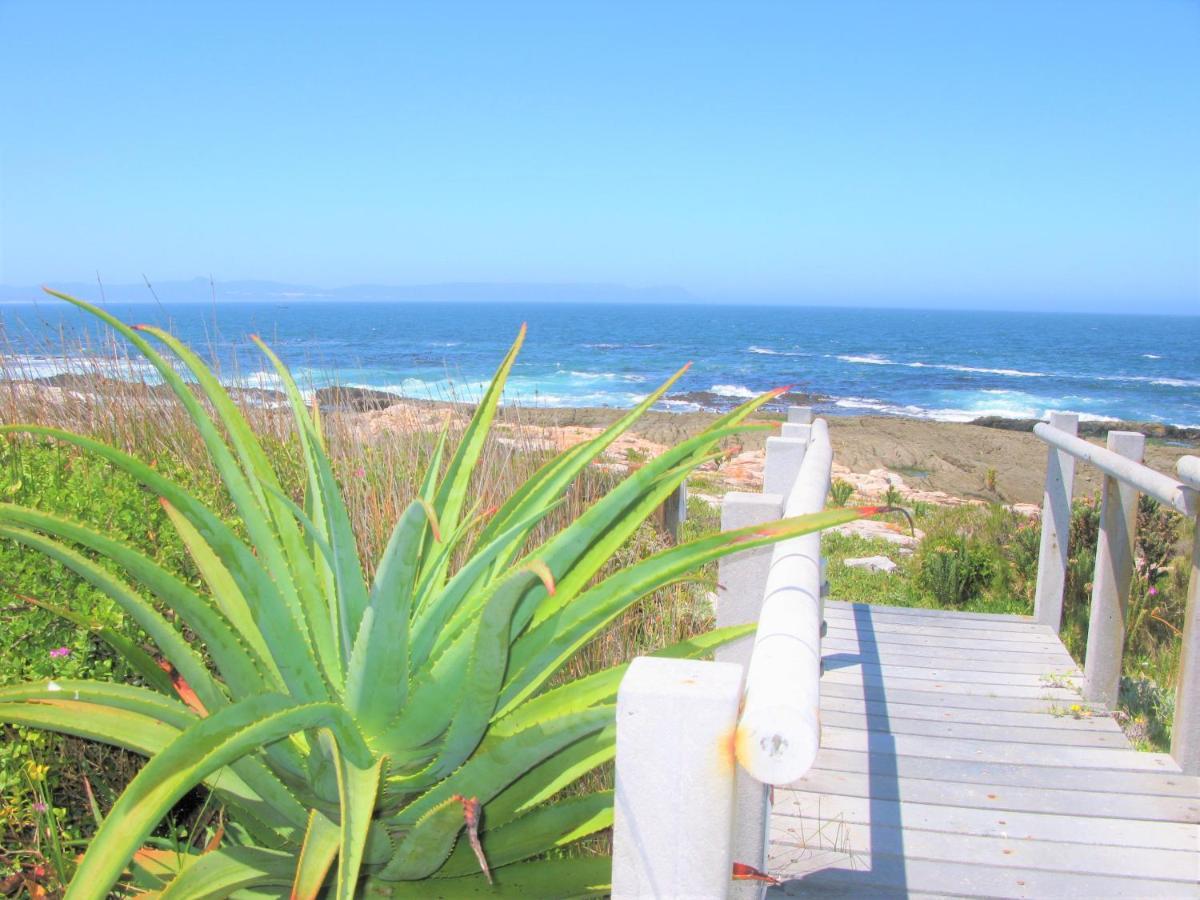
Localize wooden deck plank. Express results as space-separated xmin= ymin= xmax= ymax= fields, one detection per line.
xmin=824 ymin=651 xmax=1080 ymax=677
xmin=801 ymin=748 xmax=1196 ymax=797
xmin=819 ymin=694 xmax=1127 ymax=733
xmin=821 ymin=635 xmax=1080 ymax=667
xmin=819 ymin=709 xmax=1132 ymax=748
xmin=824 ymin=601 xmax=1039 ymax=624
xmin=773 ymin=792 xmax=1200 ymax=851
xmin=821 ymin=627 xmax=1073 ymax=654
xmin=764 ymin=600 xmax=1199 ymax=896
xmin=766 ymin=852 xmax=1200 ymax=898
xmin=818 ymin=680 xmax=1097 ymax=714
xmin=823 ymin=618 xmax=1063 ymax=644
xmin=819 ymin=671 xmax=1082 ymax=699
xmin=793 ymin=769 xmax=1200 ymax=823
xmin=770 ymin=819 xmax=1200 ymax=880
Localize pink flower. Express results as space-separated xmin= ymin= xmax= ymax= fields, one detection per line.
xmin=48 ymin=647 xmax=71 ymax=659
xmin=33 ymin=800 xmax=47 ymax=813
xmin=354 ymin=467 xmax=366 ymax=479
xmin=1148 ymin=586 xmax=1158 ymax=596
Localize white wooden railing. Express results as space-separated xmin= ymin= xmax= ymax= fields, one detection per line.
xmin=1032 ymin=413 xmax=1199 ymax=774
xmin=612 ymin=407 xmax=830 ymax=899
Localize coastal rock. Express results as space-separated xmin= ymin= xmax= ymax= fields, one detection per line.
xmin=843 ymin=555 xmax=898 ymax=574
xmin=834 ymin=518 xmax=922 ymax=547
xmin=315 ymin=386 xmax=405 ymax=411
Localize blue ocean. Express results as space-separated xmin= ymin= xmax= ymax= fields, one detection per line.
xmin=2 ymin=300 xmax=1198 ymax=427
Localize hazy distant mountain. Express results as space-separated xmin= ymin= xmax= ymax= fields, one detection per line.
xmin=0 ymin=278 xmax=694 ymax=305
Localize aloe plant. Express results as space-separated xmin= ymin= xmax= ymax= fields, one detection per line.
xmin=0 ymin=290 xmax=879 ymax=898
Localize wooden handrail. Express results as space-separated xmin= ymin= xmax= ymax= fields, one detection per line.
xmin=1033 ymin=420 xmax=1200 ymax=774
xmin=1033 ymin=422 xmax=1197 ymax=516
xmin=736 ymin=416 xmax=831 ymax=784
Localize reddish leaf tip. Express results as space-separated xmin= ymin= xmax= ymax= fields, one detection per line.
xmin=526 ymin=559 xmax=556 ymax=596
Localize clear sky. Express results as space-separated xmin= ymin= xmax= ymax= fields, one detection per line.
xmin=1 ymin=1 xmax=1197 ymax=312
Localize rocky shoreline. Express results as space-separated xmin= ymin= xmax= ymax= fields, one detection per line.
xmin=4 ymin=376 xmax=1196 ymax=508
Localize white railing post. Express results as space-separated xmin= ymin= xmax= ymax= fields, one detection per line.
xmin=717 ymin=494 xmax=784 ymax=667
xmin=1172 ymin=457 xmax=1200 ymax=774
xmin=715 ymin=438 xmax=795 ymax=898
xmin=1082 ymin=431 xmax=1145 ymax=707
xmin=763 ymin=435 xmax=807 ymax=497
xmin=611 ymin=657 xmax=744 ymax=899
xmin=1034 ymin=412 xmax=1078 ymax=630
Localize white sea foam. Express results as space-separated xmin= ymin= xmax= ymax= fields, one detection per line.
xmin=747 ymin=345 xmax=803 ymax=356
xmin=906 ymin=362 xmax=1046 ymax=378
xmin=1095 ymin=374 xmax=1200 ymax=388
xmin=1142 ymin=354 xmax=1163 ymax=359
xmin=836 ymin=353 xmax=893 ymax=365
xmin=563 ymin=370 xmax=646 ymax=383
xmin=710 ymin=384 xmax=758 ymax=399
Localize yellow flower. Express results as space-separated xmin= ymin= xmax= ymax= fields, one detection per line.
xmin=25 ymin=762 xmax=49 ymax=782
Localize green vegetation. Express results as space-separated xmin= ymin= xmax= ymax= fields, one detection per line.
xmin=828 ymin=479 xmax=854 ymax=507
xmin=0 ymin=291 xmax=870 ymax=896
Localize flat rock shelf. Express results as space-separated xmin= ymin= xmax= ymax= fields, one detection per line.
xmin=767 ymin=600 xmax=1200 ymax=898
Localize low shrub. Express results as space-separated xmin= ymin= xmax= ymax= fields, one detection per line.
xmin=829 ymin=479 xmax=854 ymax=507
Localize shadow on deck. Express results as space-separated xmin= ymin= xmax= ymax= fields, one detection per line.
xmin=767 ymin=601 xmax=1200 ymax=899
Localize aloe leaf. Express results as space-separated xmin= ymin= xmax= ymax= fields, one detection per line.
xmin=156 ymin=846 xmax=297 ymax=899
xmin=0 ymin=695 xmax=300 ymax=841
xmin=18 ymin=595 xmax=175 ymax=695
xmin=346 ymin=500 xmax=425 ymax=730
xmin=381 ymin=705 xmax=612 ymax=880
xmin=65 ymin=693 xmax=372 ymax=898
xmin=0 ymin=425 xmax=328 ymax=700
xmin=368 ymin=856 xmax=611 ymax=898
xmin=0 ymin=523 xmax=228 ymax=712
xmin=500 ymin=507 xmax=870 ymax=714
xmin=505 ymin=423 xmax=774 ymax=641
xmin=390 ymin=566 xmax=547 ymax=789
xmin=421 ymin=325 xmax=526 ymax=590
xmin=0 ymin=680 xmax=196 ymax=727
xmin=0 ymin=506 xmax=278 ymax=695
xmin=487 ymin=727 xmax=615 ymax=829
xmin=474 ymin=361 xmax=691 ymax=564
xmin=251 ymin=334 xmax=360 ymax=672
xmin=437 ymin=790 xmax=613 ymax=878
xmin=160 ymin=499 xmax=281 ymax=686
xmin=42 ymin=292 xmax=319 ymax=686
xmin=292 ymin=810 xmax=340 ymax=900
xmin=493 ymin=623 xmax=755 ymax=738
xmin=144 ymin=326 xmax=340 ymax=678
xmin=329 ymin=735 xmax=385 ymax=899
xmin=408 ymin=502 xmax=561 ymax=675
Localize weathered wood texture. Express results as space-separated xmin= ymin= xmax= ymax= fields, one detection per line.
xmin=768 ymin=601 xmax=1200 ymax=899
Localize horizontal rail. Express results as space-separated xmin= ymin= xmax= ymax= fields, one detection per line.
xmin=736 ymin=417 xmax=832 ymax=784
xmin=1033 ymin=423 xmax=1197 ymax=517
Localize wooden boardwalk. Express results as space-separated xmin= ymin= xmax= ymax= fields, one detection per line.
xmin=767 ymin=600 xmax=1200 ymax=898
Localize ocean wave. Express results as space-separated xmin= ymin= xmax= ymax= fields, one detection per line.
xmin=709 ymin=384 xmax=758 ymax=399
xmin=906 ymin=362 xmax=1046 ymax=378
xmin=747 ymin=345 xmax=804 ymax=356
xmin=1095 ymin=374 xmax=1200 ymax=388
xmin=1143 ymin=354 xmax=1163 ymax=359
xmin=562 ymin=370 xmax=646 ymax=383
xmin=836 ymin=353 xmax=893 ymax=365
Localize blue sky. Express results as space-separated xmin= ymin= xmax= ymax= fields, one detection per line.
xmin=1 ymin=1 xmax=1197 ymax=312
